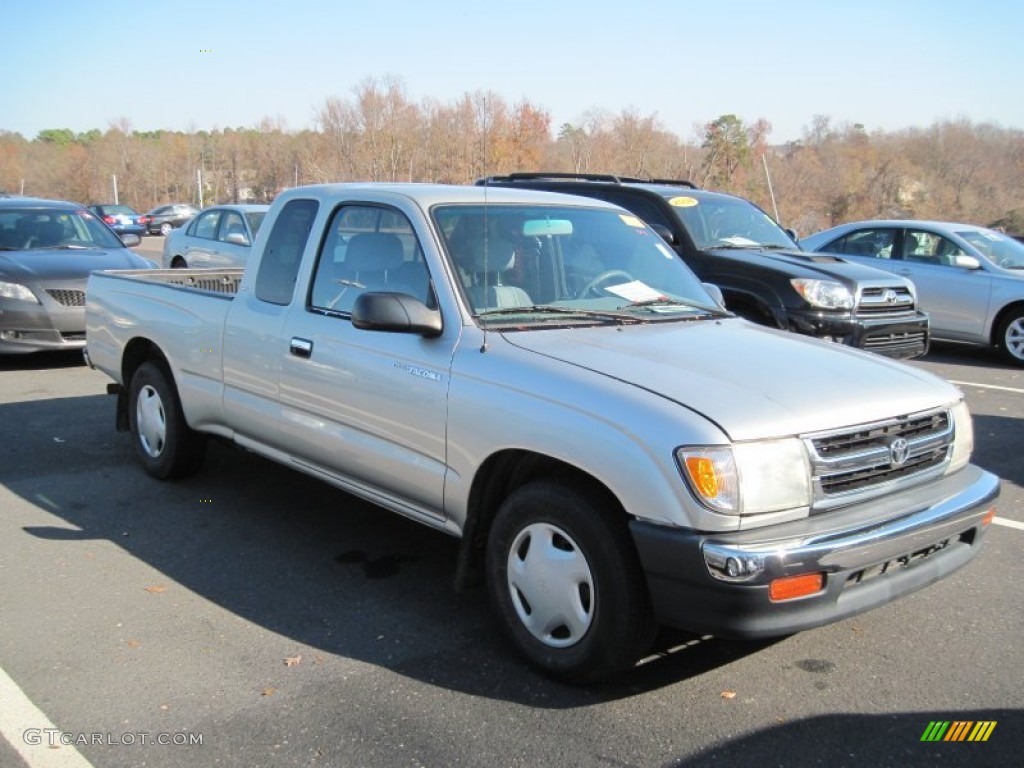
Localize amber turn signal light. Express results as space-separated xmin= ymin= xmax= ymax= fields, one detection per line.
xmin=982 ymin=507 xmax=996 ymax=527
xmin=769 ymin=573 xmax=825 ymax=602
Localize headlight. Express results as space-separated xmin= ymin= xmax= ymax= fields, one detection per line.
xmin=677 ymin=439 xmax=811 ymax=516
xmin=0 ymin=281 xmax=40 ymax=303
xmin=947 ymin=399 xmax=973 ymax=474
xmin=791 ymin=279 xmax=853 ymax=309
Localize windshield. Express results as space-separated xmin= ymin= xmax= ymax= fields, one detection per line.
xmin=0 ymin=208 xmax=127 ymax=251
xmin=666 ymin=194 xmax=796 ymax=250
xmin=433 ymin=204 xmax=723 ymax=327
xmin=958 ymin=229 xmax=1024 ymax=269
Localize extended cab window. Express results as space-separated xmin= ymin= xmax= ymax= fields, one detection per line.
xmin=254 ymin=199 xmax=318 ymax=306
xmin=309 ymin=205 xmax=430 ymax=314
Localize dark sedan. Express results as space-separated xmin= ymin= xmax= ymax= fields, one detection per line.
xmin=0 ymin=198 xmax=153 ymax=354
xmin=140 ymin=203 xmax=200 ymax=236
xmin=88 ymin=203 xmax=147 ymax=238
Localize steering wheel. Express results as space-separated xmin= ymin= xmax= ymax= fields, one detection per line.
xmin=579 ymin=269 xmax=633 ymax=298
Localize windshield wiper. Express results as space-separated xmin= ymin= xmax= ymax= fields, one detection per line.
xmin=627 ymin=297 xmax=730 ymax=317
xmin=475 ymin=305 xmax=640 ymax=325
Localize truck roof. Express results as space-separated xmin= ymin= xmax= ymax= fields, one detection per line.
xmin=274 ymin=182 xmax=624 ymax=210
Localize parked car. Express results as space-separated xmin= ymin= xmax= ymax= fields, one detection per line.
xmin=85 ymin=183 xmax=998 ymax=682
xmin=140 ymin=203 xmax=200 ymax=236
xmin=0 ymin=197 xmax=153 ymax=354
xmin=88 ymin=204 xmax=147 ymax=239
xmin=478 ymin=174 xmax=930 ymax=359
xmin=161 ymin=204 xmax=269 ymax=269
xmin=802 ymin=220 xmax=1024 ymax=365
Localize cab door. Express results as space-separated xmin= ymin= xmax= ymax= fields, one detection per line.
xmin=277 ymin=202 xmax=456 ymax=522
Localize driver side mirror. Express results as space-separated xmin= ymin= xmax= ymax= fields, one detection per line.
xmin=953 ymin=255 xmax=981 ymax=270
xmin=649 ymin=223 xmax=678 ymax=246
xmin=225 ymin=232 xmax=250 ymax=246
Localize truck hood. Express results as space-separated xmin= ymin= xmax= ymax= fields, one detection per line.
xmin=705 ymin=247 xmax=906 ymax=285
xmin=504 ymin=319 xmax=958 ymax=441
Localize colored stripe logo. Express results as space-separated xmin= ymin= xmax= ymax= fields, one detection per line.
xmin=921 ymin=721 xmax=996 ymax=742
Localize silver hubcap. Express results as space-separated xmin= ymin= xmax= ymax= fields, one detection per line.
xmin=160 ymin=223 xmax=172 ymax=235
xmin=1005 ymin=317 xmax=1024 ymax=361
xmin=506 ymin=522 xmax=595 ymax=648
xmin=136 ymin=384 xmax=167 ymax=458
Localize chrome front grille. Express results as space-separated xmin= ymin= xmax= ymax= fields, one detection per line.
xmin=46 ymin=289 xmax=86 ymax=306
xmin=856 ymin=285 xmax=916 ymax=316
xmin=804 ymin=409 xmax=953 ymax=509
xmin=862 ymin=330 xmax=928 ymax=350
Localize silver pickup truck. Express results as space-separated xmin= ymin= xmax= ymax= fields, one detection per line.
xmin=85 ymin=183 xmax=1000 ymax=683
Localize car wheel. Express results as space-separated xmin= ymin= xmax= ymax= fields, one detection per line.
xmin=486 ymin=479 xmax=655 ymax=683
xmin=160 ymin=222 xmax=173 ymax=236
xmin=996 ymin=307 xmax=1024 ymax=365
xmin=170 ymin=257 xmax=187 ymax=269
xmin=128 ymin=361 xmax=207 ymax=479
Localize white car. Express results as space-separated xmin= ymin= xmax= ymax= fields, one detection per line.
xmin=802 ymin=220 xmax=1024 ymax=365
xmin=161 ymin=204 xmax=269 ymax=269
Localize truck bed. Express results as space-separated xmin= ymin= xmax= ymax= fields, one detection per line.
xmin=95 ymin=268 xmax=244 ymax=297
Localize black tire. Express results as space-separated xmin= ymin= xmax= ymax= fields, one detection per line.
xmin=485 ymin=480 xmax=655 ymax=683
xmin=170 ymin=256 xmax=187 ymax=269
xmin=127 ymin=361 xmax=207 ymax=479
xmin=159 ymin=222 xmax=173 ymax=236
xmin=996 ymin=307 xmax=1024 ymax=366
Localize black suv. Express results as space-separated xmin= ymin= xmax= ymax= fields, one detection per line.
xmin=477 ymin=173 xmax=930 ymax=359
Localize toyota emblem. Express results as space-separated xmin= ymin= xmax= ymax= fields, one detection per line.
xmin=889 ymin=437 xmax=910 ymax=467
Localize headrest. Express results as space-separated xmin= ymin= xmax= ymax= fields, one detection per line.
xmin=346 ymin=232 xmax=405 ymax=271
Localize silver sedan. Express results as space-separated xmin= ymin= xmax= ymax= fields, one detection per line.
xmin=161 ymin=204 xmax=269 ymax=269
xmin=802 ymin=220 xmax=1024 ymax=365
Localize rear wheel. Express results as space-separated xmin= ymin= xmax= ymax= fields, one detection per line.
xmin=996 ymin=307 xmax=1024 ymax=365
xmin=486 ymin=480 xmax=655 ymax=683
xmin=128 ymin=361 xmax=206 ymax=479
xmin=159 ymin=222 xmax=173 ymax=236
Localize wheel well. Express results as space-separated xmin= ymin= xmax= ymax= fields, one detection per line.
xmin=721 ymin=290 xmax=780 ymax=327
xmin=453 ymin=450 xmax=626 ymax=590
xmin=991 ymin=300 xmax=1024 ymax=346
xmin=121 ymin=338 xmax=169 ymax=390
xmin=170 ymin=256 xmax=187 ymax=268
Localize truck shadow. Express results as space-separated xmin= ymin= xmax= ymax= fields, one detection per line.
xmin=4 ymin=393 xmax=781 ymax=707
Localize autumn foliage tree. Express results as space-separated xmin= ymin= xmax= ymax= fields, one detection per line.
xmin=2 ymin=79 xmax=1022 ymax=236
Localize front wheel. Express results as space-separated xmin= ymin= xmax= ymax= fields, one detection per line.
xmin=486 ymin=480 xmax=655 ymax=683
xmin=128 ymin=361 xmax=207 ymax=479
xmin=996 ymin=307 xmax=1024 ymax=365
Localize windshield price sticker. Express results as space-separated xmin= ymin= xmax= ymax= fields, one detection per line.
xmin=669 ymin=196 xmax=699 ymax=207
xmin=606 ymin=280 xmax=666 ymax=302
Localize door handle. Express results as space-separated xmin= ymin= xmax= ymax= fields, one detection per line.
xmin=290 ymin=337 xmax=313 ymax=358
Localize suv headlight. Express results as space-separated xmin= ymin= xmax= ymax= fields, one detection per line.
xmin=677 ymin=439 xmax=811 ymax=516
xmin=0 ymin=281 xmax=40 ymax=303
xmin=791 ymin=279 xmax=853 ymax=310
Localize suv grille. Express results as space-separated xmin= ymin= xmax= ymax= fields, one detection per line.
xmin=804 ymin=409 xmax=952 ymax=508
xmin=46 ymin=289 xmax=86 ymax=307
xmin=856 ymin=286 xmax=916 ymax=316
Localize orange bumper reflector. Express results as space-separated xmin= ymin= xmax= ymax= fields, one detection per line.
xmin=982 ymin=507 xmax=996 ymax=527
xmin=769 ymin=573 xmax=825 ymax=602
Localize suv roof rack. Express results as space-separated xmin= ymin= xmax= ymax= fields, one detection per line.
xmin=479 ymin=172 xmax=698 ymax=189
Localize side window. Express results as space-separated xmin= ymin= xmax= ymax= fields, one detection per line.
xmin=829 ymin=228 xmax=896 ymax=259
xmin=254 ymin=199 xmax=319 ymax=306
xmin=309 ymin=204 xmax=430 ymax=314
xmin=193 ymin=210 xmax=221 ymax=240
xmin=218 ymin=211 xmax=248 ymax=243
xmin=904 ymin=230 xmax=965 ymax=266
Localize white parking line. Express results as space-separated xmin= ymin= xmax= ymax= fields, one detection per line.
xmin=949 ymin=379 xmax=1024 ymax=395
xmin=994 ymin=516 xmax=1024 ymax=531
xmin=0 ymin=665 xmax=94 ymax=768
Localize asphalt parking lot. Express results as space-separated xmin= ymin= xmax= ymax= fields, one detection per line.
xmin=1 ymin=237 xmax=1021 ymax=767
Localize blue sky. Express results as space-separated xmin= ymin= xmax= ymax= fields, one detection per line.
xmin=5 ymin=0 xmax=1022 ymax=144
